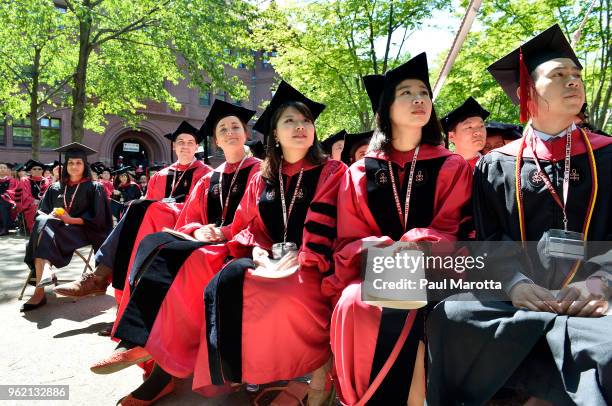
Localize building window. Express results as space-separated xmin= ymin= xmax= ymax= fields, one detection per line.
xmin=199 ymin=92 xmax=211 ymax=106
xmin=12 ymin=117 xmax=61 ymax=148
xmin=262 ymin=51 xmax=277 ymax=69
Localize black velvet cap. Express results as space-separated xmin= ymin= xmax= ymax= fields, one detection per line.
xmin=320 ymin=130 xmax=347 ymax=154
xmin=24 ymin=160 xmax=45 ymax=171
xmin=441 ymin=97 xmax=490 ymax=134
xmin=164 ymin=121 xmax=202 ymax=143
xmin=200 ymin=99 xmax=256 ymax=139
xmin=341 ymin=130 xmax=373 ymax=165
xmin=252 ymin=81 xmax=326 ymax=139
xmin=111 ymin=166 xmax=135 ymax=176
xmin=245 ymin=139 xmax=265 ymax=159
xmin=54 ymin=142 xmax=97 ymax=162
xmin=485 ymin=121 xmax=523 ymax=140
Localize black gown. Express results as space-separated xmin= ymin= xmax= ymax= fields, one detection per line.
xmin=24 ymin=180 xmax=112 ymax=272
xmin=426 ymin=128 xmax=612 ymax=405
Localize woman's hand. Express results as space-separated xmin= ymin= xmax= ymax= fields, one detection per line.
xmin=252 ymin=246 xmax=271 ymax=268
xmin=275 ymin=250 xmax=299 ymax=272
xmin=193 ymin=224 xmax=226 ymax=242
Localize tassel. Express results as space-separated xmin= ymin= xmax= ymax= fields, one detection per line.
xmin=519 ymin=48 xmax=532 ymax=124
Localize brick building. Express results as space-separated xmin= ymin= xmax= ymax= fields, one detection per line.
xmin=0 ymin=51 xmax=277 ymax=168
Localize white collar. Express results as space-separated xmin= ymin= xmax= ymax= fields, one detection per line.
xmin=532 ymin=123 xmax=577 ymax=141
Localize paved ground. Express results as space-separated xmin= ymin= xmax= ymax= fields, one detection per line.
xmin=0 ymin=232 xmax=253 ymax=406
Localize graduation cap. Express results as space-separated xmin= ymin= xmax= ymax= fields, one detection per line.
xmin=441 ymin=97 xmax=490 ymax=134
xmin=54 ymin=142 xmax=97 ymax=169
xmin=14 ymin=163 xmax=26 ymax=172
xmin=252 ymin=81 xmax=326 ymax=140
xmin=194 ymin=151 xmax=208 ymax=161
xmin=320 ymin=130 xmax=347 ymax=154
xmin=45 ymin=160 xmax=61 ymax=171
xmin=245 ymin=139 xmax=265 ymax=159
xmin=341 ymin=131 xmax=373 ymax=165
xmin=112 ymin=166 xmax=135 ymax=176
xmin=487 ymin=24 xmax=581 ymax=123
xmin=5 ymin=162 xmax=15 ymax=170
xmin=200 ymin=99 xmax=256 ymax=139
xmin=24 ymin=159 xmax=45 ymax=171
xmin=90 ymin=161 xmax=109 ymax=175
xmin=362 ymin=53 xmax=432 ymax=115
xmin=485 ymin=121 xmax=523 ymax=141
xmin=164 ymin=121 xmax=203 ymax=143
xmin=363 ymin=75 xmax=385 ymax=113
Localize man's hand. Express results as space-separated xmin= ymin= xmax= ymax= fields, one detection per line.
xmin=509 ymin=282 xmax=561 ymax=313
xmin=193 ymin=224 xmax=226 ymax=242
xmin=555 ymin=281 xmax=608 ymax=317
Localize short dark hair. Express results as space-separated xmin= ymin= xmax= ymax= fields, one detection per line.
xmin=61 ymin=158 xmax=91 ymax=186
xmin=260 ymin=101 xmax=327 ymax=182
xmin=371 ymin=80 xmax=444 ymax=151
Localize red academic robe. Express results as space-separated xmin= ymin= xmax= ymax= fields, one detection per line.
xmin=111 ymin=160 xmax=212 ymax=303
xmin=17 ymin=176 xmax=51 ymax=232
xmin=99 ymin=179 xmax=114 ymax=199
xmin=321 ymin=145 xmax=472 ymax=405
xmin=111 ymin=158 xmax=260 ymax=391
xmin=0 ymin=176 xmax=19 ymax=208
xmin=191 ymin=158 xmax=346 ymax=391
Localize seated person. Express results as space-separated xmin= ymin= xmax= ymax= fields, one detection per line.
xmin=16 ymin=160 xmax=51 ymax=233
xmin=21 ymin=142 xmax=112 ymax=311
xmin=0 ymin=162 xmax=19 ymax=235
xmin=482 ymin=121 xmax=522 ymax=154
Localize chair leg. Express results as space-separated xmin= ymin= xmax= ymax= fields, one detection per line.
xmin=18 ymin=268 xmax=34 ymax=300
xmin=75 ymin=247 xmax=94 ymax=274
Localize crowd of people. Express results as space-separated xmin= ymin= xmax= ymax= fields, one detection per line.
xmin=7 ymin=24 xmax=611 ymax=406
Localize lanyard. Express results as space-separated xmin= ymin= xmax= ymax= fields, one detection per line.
xmin=387 ymin=145 xmax=420 ymax=233
xmin=169 ymin=159 xmax=195 ymax=198
xmin=528 ymin=127 xmax=572 ymax=231
xmin=62 ymin=182 xmax=81 ymax=214
xmin=218 ymin=155 xmax=246 ymax=226
xmin=278 ymin=161 xmax=304 ymax=244
xmin=515 ymin=125 xmax=599 ymax=287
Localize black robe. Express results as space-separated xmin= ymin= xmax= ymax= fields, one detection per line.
xmin=426 ymin=128 xmax=612 ymax=405
xmin=24 ymin=180 xmax=112 ymax=272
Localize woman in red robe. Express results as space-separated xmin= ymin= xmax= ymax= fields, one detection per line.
xmin=321 ymin=53 xmax=472 ymax=405
xmin=0 ymin=162 xmax=19 ymax=235
xmin=196 ymin=81 xmax=346 ymax=404
xmin=90 ymin=100 xmax=261 ymax=404
xmin=17 ymin=160 xmax=51 ymax=233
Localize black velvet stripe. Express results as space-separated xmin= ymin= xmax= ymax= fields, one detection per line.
xmin=111 ymin=199 xmax=154 ymax=289
xmin=164 ymin=167 xmax=197 ymax=203
xmin=206 ymin=167 xmax=252 ymax=227
xmin=128 ymin=232 xmax=186 ymax=287
xmin=114 ymin=238 xmax=205 ymax=346
xmin=304 ymin=221 xmax=336 ymax=240
xmin=306 ymin=241 xmax=333 ymax=259
xmin=310 ymin=202 xmax=337 ymax=218
xmin=365 ymin=157 xmax=446 ymax=241
xmin=206 ymin=172 xmax=222 ymax=226
xmin=367 ymin=309 xmax=424 ymax=405
xmin=205 ymin=257 xmax=254 ymax=385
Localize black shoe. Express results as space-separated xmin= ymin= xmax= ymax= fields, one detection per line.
xmin=20 ymin=296 xmax=47 ymax=312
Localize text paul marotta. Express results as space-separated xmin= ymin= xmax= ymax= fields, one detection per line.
xmin=369 ymin=252 xmax=502 ymax=290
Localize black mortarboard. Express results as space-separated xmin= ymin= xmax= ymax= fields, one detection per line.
xmin=90 ymin=161 xmax=109 ymax=175
xmin=24 ymin=159 xmax=45 ymax=171
xmin=5 ymin=163 xmax=14 ymax=170
xmin=194 ymin=151 xmax=208 ymax=161
xmin=54 ymin=142 xmax=97 ymax=162
xmin=341 ymin=131 xmax=373 ymax=165
xmin=362 ymin=53 xmax=432 ymax=115
xmin=200 ymin=99 xmax=256 ymax=139
xmin=111 ymin=166 xmax=135 ymax=176
xmin=164 ymin=121 xmax=202 ymax=143
xmin=15 ymin=163 xmax=25 ymax=172
xmin=487 ymin=24 xmax=581 ymax=122
xmin=441 ymin=97 xmax=490 ymax=134
xmin=320 ymin=130 xmax=347 ymax=154
xmin=363 ymin=75 xmax=385 ymax=113
xmin=485 ymin=121 xmax=523 ymax=141
xmin=245 ymin=139 xmax=265 ymax=159
xmin=252 ymin=81 xmax=326 ymax=140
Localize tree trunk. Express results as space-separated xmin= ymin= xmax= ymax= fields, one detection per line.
xmin=30 ymin=48 xmax=41 ymax=160
xmin=71 ymin=17 xmax=92 ymax=142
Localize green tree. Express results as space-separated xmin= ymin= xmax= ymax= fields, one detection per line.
xmin=62 ymin=0 xmax=255 ymax=141
xmin=436 ymin=0 xmax=611 ymax=133
xmin=0 ymin=1 xmax=74 ymax=158
xmin=256 ymin=0 xmax=448 ymax=138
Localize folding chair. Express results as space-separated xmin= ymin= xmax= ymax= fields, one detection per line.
xmin=17 ymin=246 xmax=94 ymax=300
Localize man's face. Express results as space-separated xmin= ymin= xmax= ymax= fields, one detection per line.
xmin=173 ymin=134 xmax=198 ymax=160
xmin=482 ymin=134 xmax=505 ymax=154
xmin=531 ymin=58 xmax=585 ymax=118
xmin=448 ymin=116 xmax=486 ymax=157
xmin=0 ymin=164 xmax=9 ymax=177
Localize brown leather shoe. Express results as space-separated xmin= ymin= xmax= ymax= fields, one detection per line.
xmin=53 ymin=272 xmax=109 ymax=298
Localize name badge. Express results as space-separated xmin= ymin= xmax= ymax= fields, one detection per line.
xmin=544 ymin=229 xmax=585 ymax=260
xmin=162 ymin=197 xmax=176 ymax=203
xmin=272 ymin=242 xmax=298 ymax=260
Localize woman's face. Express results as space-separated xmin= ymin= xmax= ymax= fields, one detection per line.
xmin=101 ymin=170 xmax=111 ymax=180
xmin=274 ymin=106 xmax=315 ymax=156
xmin=215 ymin=115 xmax=247 ymax=154
xmin=66 ymin=158 xmax=85 ymax=179
xmin=119 ymin=173 xmax=129 ymax=184
xmin=389 ymin=79 xmax=432 ymax=128
xmin=30 ymin=166 xmax=44 ymax=178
